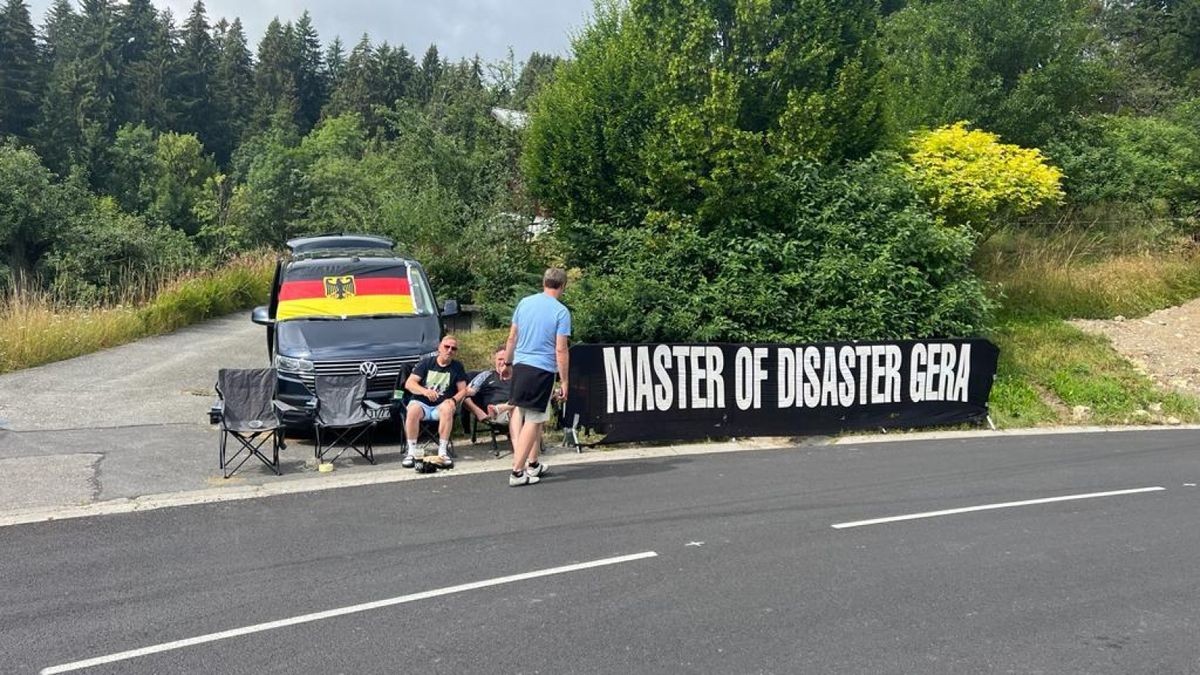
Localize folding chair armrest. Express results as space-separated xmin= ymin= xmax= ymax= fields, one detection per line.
xmin=208 ymin=400 xmax=224 ymax=425
xmin=362 ymin=400 xmax=383 ymax=411
xmin=304 ymin=396 xmax=319 ymax=414
xmin=273 ymin=399 xmax=301 ymax=414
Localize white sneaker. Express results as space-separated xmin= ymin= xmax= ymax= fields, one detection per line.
xmin=401 ymin=454 xmax=416 ymax=468
xmin=438 ymin=454 xmax=454 ymax=469
xmin=526 ymin=462 xmax=547 ymax=478
xmin=509 ymin=472 xmax=541 ymax=487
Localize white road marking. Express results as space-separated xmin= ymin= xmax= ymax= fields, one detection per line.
xmin=831 ymin=486 xmax=1166 ymax=529
xmin=685 ymin=541 xmax=705 ymax=547
xmin=40 ymin=551 xmax=659 ymax=674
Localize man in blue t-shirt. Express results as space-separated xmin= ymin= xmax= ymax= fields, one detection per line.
xmin=401 ymin=335 xmax=468 ymax=468
xmin=503 ymin=268 xmax=571 ymax=486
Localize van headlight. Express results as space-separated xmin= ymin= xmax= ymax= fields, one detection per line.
xmin=274 ymin=355 xmax=315 ymax=373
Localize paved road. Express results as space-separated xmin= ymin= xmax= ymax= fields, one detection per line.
xmin=0 ymin=314 xmax=266 ymax=432
xmin=0 ymin=314 xmax=278 ymax=512
xmin=4 ymin=429 xmax=1198 ymax=674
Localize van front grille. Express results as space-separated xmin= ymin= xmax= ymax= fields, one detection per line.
xmin=297 ymin=355 xmax=426 ymax=393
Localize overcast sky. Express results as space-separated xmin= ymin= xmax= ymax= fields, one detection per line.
xmin=26 ymin=0 xmax=595 ymax=64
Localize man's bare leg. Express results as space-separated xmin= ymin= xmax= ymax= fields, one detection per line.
xmin=512 ymin=417 xmax=544 ymax=472
xmin=404 ymin=404 xmax=423 ymax=445
xmin=437 ymin=401 xmax=455 ymax=440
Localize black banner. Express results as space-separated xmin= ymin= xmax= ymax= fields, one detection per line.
xmin=563 ymin=339 xmax=999 ymax=444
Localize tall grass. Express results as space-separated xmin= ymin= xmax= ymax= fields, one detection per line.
xmin=0 ymin=253 xmax=275 ymax=374
xmin=979 ymin=223 xmax=1200 ymax=320
xmin=980 ymin=220 xmax=1200 ymax=426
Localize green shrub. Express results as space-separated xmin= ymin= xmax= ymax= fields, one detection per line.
xmin=42 ymin=197 xmax=196 ymax=304
xmin=570 ymin=155 xmax=991 ymax=343
xmin=1045 ymin=113 xmax=1200 ymax=214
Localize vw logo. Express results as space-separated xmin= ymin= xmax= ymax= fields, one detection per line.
xmin=359 ymin=361 xmax=379 ymax=378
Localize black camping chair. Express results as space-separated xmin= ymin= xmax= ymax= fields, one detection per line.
xmin=466 ymin=407 xmax=511 ymax=458
xmin=311 ymin=374 xmax=382 ymax=464
xmin=212 ymin=368 xmax=295 ymax=478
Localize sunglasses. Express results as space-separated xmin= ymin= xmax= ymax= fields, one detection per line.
xmin=441 ymin=344 xmax=458 ymax=352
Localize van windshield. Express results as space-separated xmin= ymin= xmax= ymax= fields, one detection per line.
xmin=275 ymin=260 xmax=436 ymax=321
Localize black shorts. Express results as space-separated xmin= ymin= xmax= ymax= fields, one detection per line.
xmin=510 ymin=363 xmax=555 ymax=411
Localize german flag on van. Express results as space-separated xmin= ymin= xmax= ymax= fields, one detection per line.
xmin=276 ymin=261 xmax=416 ymax=321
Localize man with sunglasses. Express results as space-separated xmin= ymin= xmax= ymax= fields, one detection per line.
xmin=401 ymin=335 xmax=469 ymax=468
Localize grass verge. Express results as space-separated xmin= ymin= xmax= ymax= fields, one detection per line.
xmin=987 ymin=317 xmax=1200 ymax=427
xmin=981 ymin=228 xmax=1200 ymax=427
xmin=0 ymin=253 xmax=274 ymax=374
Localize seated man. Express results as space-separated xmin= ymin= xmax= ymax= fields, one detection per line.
xmin=463 ymin=346 xmax=537 ymax=457
xmin=463 ymin=346 xmax=515 ymax=424
xmin=401 ymin=335 xmax=468 ymax=468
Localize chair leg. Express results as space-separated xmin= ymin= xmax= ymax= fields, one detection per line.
xmin=364 ymin=424 xmax=376 ymax=464
xmin=315 ymin=424 xmax=376 ymax=465
xmin=270 ymin=430 xmax=282 ymax=475
xmin=222 ymin=430 xmax=281 ymax=478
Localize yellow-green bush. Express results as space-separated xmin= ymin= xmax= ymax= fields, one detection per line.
xmin=907 ymin=122 xmax=1064 ymax=239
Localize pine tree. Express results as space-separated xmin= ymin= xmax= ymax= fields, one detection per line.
xmin=39 ymin=0 xmax=79 ymax=63
xmin=417 ymin=43 xmax=441 ymax=104
xmin=324 ymin=33 xmax=372 ymax=121
xmin=254 ymin=17 xmax=298 ymax=130
xmin=113 ymin=0 xmax=163 ymax=126
xmin=513 ymin=51 xmax=561 ymax=107
xmin=211 ymin=17 xmax=253 ymax=163
xmin=33 ymin=0 xmax=81 ymax=172
xmin=126 ymin=9 xmax=179 ymax=132
xmin=373 ymin=42 xmax=416 ymax=108
xmin=323 ymin=35 xmax=345 ymax=93
xmin=0 ymin=0 xmax=43 ymax=142
xmin=291 ymin=10 xmax=325 ymax=133
xmin=77 ymin=0 xmax=122 ymax=132
xmin=37 ymin=0 xmax=122 ymax=176
xmin=175 ymin=0 xmax=216 ymax=147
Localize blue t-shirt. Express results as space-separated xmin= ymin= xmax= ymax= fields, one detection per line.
xmin=512 ymin=292 xmax=571 ymax=373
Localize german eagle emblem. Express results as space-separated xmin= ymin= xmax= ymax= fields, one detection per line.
xmin=323 ymin=275 xmax=356 ymax=299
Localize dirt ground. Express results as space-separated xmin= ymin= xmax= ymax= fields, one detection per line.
xmin=1071 ymin=297 xmax=1200 ymax=399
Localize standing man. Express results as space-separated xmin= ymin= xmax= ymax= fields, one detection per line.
xmin=401 ymin=335 xmax=468 ymax=468
xmin=504 ymin=268 xmax=571 ymax=486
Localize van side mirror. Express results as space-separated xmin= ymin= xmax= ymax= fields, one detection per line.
xmin=441 ymin=299 xmax=459 ymax=317
xmin=251 ymin=306 xmax=274 ymax=326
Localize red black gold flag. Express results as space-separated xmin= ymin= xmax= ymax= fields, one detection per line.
xmin=276 ymin=269 xmax=414 ymax=320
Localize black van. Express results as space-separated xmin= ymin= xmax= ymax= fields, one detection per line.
xmin=251 ymin=234 xmax=457 ymax=421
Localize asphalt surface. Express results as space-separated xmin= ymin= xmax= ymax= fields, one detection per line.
xmin=3 ymin=429 xmax=1198 ymax=674
xmin=0 ymin=314 xmax=272 ymax=512
xmin=0 ymin=314 xmax=267 ymax=432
